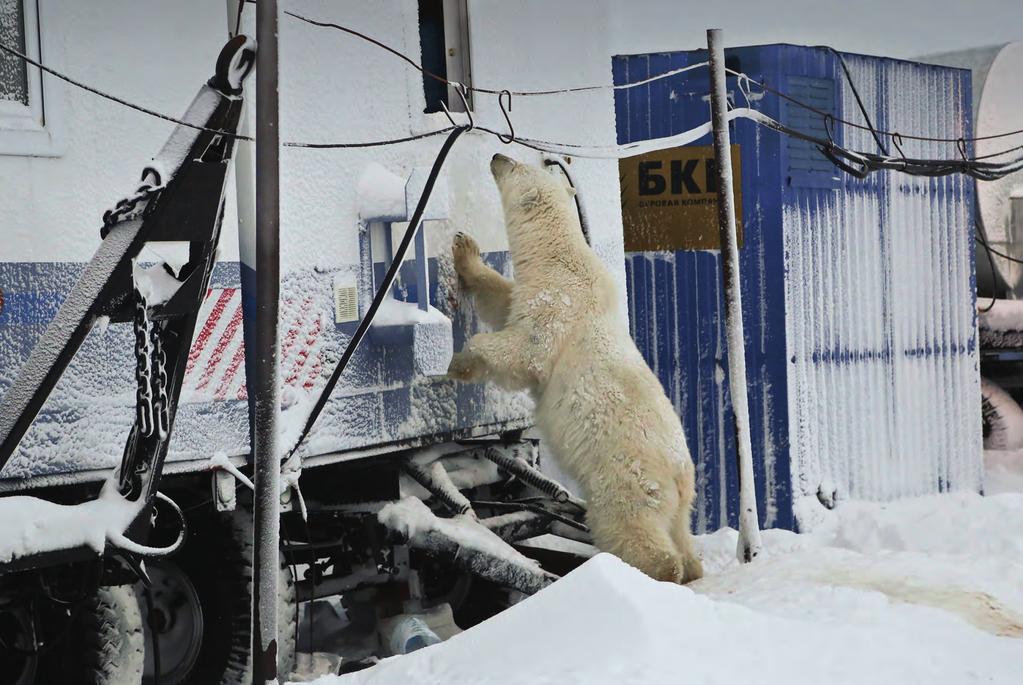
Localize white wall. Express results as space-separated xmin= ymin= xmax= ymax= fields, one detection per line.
xmin=1 ymin=0 xmax=240 ymax=262
xmin=2 ymin=0 xmax=628 ymax=303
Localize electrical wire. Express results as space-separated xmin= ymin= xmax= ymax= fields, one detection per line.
xmin=725 ymin=65 xmax=1023 ymax=144
xmin=280 ymin=7 xmax=708 ymax=96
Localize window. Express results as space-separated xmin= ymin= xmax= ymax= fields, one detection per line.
xmin=418 ymin=0 xmax=472 ymax=113
xmin=0 ymin=0 xmax=62 ymax=156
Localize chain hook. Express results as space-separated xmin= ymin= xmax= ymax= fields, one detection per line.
xmin=497 ymin=90 xmax=515 ymax=144
xmin=440 ymin=82 xmax=474 ymax=131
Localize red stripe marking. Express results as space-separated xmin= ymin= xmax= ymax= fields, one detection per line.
xmin=302 ymin=317 xmax=324 ymax=389
xmin=185 ymin=289 xmax=235 ymax=379
xmin=195 ymin=306 xmax=243 ymax=391
xmin=285 ymin=312 xmax=321 ymax=386
xmin=214 ymin=340 xmax=248 ymax=400
xmin=280 ymin=297 xmax=313 ymax=361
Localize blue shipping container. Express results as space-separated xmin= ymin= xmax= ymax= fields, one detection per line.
xmin=613 ymin=44 xmax=982 ymax=533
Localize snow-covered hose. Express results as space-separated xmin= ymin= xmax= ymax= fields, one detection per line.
xmin=396 ymin=526 xmax=556 ymax=596
xmin=106 ymin=492 xmax=186 ymax=557
xmin=401 ymin=460 xmax=475 ymax=517
xmin=483 ymin=447 xmax=584 ymax=509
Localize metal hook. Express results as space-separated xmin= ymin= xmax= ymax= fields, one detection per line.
xmin=823 ymin=114 xmax=837 ymax=145
xmin=891 ymin=132 xmax=908 ymax=170
xmin=956 ymin=137 xmax=969 ymax=161
xmin=736 ymin=73 xmax=753 ymax=109
xmin=497 ymin=90 xmax=515 ymax=144
xmin=440 ymin=82 xmax=474 ymax=130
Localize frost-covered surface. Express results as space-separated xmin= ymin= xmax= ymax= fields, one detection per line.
xmin=2 ymin=1 xmax=634 ymax=480
xmin=303 ymin=491 xmax=1023 ymax=684
xmin=357 ymin=162 xmax=406 ymax=220
xmin=784 ymin=55 xmax=981 ymax=507
xmin=0 ymin=477 xmax=143 ymax=563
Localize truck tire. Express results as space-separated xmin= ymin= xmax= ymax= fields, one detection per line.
xmin=143 ymin=506 xmax=296 ymax=685
xmin=31 ymin=584 xmax=145 ymax=685
xmin=981 ymin=377 xmax=1023 ymax=450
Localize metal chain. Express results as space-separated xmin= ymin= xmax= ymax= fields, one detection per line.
xmin=101 ymin=183 xmax=162 ymax=235
xmin=132 ymin=288 xmax=155 ymax=438
xmin=150 ymin=320 xmax=170 ymax=441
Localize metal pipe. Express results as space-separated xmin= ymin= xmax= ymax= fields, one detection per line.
xmin=252 ymin=0 xmax=281 ymax=682
xmin=707 ymin=28 xmax=763 ymax=563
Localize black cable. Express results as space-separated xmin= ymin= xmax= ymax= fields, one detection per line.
xmin=283 ymin=127 xmax=456 ymax=149
xmin=977 ymin=229 xmax=998 ymax=313
xmin=286 ymin=125 xmax=469 ymax=459
xmin=0 ymin=40 xmax=253 ymax=140
xmin=0 ymin=40 xmax=461 ymax=150
xmin=727 ymin=67 xmax=1023 ymax=145
xmin=233 ymin=0 xmax=246 ymax=37
xmin=823 ymin=47 xmax=888 ymax=156
xmin=975 ymin=230 xmax=1023 ymax=265
xmin=280 ymin=7 xmax=703 ymax=97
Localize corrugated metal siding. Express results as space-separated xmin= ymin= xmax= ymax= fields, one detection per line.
xmin=615 ymin=47 xmax=791 ymax=532
xmin=784 ymin=55 xmax=981 ymax=503
xmin=614 ymin=45 xmax=981 ymax=532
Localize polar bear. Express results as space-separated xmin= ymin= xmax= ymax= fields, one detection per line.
xmin=448 ymin=153 xmax=703 ymax=583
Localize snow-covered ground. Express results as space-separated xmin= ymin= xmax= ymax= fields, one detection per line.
xmin=293 ymin=461 xmax=1023 ymax=684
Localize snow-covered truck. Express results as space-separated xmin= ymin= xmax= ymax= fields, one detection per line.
xmin=0 ymin=1 xmax=629 ymax=682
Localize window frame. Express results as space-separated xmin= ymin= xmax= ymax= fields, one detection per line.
xmin=405 ymin=0 xmax=474 ymax=134
xmin=0 ymin=0 xmax=64 ymax=157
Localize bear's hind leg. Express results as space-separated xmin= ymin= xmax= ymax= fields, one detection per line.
xmin=453 ymin=232 xmax=513 ymax=330
xmin=590 ymin=512 xmax=685 ymax=584
xmin=671 ymin=480 xmax=703 ymax=583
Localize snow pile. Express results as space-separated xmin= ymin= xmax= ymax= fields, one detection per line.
xmin=301 ymin=491 xmax=1023 ymax=684
xmin=0 ymin=478 xmax=144 ymax=564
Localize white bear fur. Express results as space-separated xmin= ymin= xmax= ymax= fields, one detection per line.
xmin=448 ymin=154 xmax=703 ymax=583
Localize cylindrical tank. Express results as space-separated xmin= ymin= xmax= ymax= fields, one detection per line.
xmin=926 ymin=43 xmax=1023 ymax=298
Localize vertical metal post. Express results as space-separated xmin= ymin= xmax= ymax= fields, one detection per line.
xmin=253 ymin=0 xmax=281 ymax=682
xmin=707 ymin=28 xmax=763 ymax=563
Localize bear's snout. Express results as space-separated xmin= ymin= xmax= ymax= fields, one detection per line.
xmin=490 ymin=153 xmax=516 ymax=178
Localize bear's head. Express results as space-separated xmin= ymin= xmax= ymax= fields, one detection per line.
xmin=490 ymin=153 xmax=579 ymax=239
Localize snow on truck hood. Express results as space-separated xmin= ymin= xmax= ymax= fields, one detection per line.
xmin=301 ymin=491 xmax=1023 ymax=685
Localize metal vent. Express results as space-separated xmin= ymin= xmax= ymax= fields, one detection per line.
xmin=784 ymin=76 xmax=838 ymax=186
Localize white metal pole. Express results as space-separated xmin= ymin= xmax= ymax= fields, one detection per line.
xmin=253 ymin=0 xmax=281 ymax=682
xmin=707 ymin=28 xmax=763 ymax=563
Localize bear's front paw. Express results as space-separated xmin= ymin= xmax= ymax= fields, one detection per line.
xmin=447 ymin=350 xmax=485 ymax=382
xmin=452 ymin=232 xmax=483 ymax=283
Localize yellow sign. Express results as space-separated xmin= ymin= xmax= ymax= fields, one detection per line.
xmin=619 ymin=144 xmax=743 ymax=252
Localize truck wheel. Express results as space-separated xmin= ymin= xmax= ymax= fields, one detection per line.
xmin=30 ymin=584 xmax=145 ymax=685
xmin=142 ymin=507 xmax=296 ymax=685
xmin=981 ymin=377 xmax=1023 ymax=450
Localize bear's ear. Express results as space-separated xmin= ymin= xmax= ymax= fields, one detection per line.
xmin=520 ymin=188 xmax=541 ymax=209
